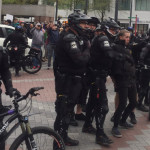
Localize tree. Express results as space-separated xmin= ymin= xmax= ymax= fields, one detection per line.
xmin=2 ymin=0 xmax=38 ymax=4
xmin=90 ymin=0 xmax=111 ymax=21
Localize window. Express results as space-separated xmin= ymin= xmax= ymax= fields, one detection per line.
xmin=120 ymin=23 xmax=129 ymax=29
xmin=133 ymin=24 xmax=148 ymax=33
xmin=119 ymin=0 xmax=130 ymax=10
xmin=135 ymin=0 xmax=150 ymax=11
xmin=0 ymin=28 xmax=4 ymax=38
xmin=5 ymin=28 xmax=14 ymax=37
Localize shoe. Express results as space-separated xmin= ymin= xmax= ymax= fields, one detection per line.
xmin=75 ymin=113 xmax=86 ymax=121
xmin=119 ymin=121 xmax=134 ymax=129
xmin=69 ymin=118 xmax=78 ymax=126
xmin=82 ymin=124 xmax=96 ymax=135
xmin=64 ymin=136 xmax=79 ymax=146
xmin=42 ymin=58 xmax=45 ymax=62
xmin=96 ymin=134 xmax=111 ymax=146
xmin=112 ymin=127 xmax=122 ymax=138
xmin=47 ymin=67 xmax=50 ymax=70
xmin=37 ymin=65 xmax=40 ymax=68
xmin=33 ymin=66 xmax=36 ymax=69
xmin=129 ymin=112 xmax=137 ymax=124
xmin=110 ymin=115 xmax=114 ymax=122
xmin=102 ymin=133 xmax=113 ymax=144
xmin=137 ymin=104 xmax=149 ymax=112
xmin=15 ymin=73 xmax=21 ymax=77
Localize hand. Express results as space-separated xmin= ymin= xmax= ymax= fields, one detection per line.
xmin=6 ymin=88 xmax=21 ymax=98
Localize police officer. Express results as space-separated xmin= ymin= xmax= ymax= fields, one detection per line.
xmin=3 ymin=26 xmax=28 ymax=76
xmin=53 ymin=10 xmax=91 ymax=147
xmin=82 ymin=18 xmax=120 ymax=146
xmin=0 ymin=46 xmax=20 ymax=149
xmin=137 ymin=43 xmax=150 ymax=110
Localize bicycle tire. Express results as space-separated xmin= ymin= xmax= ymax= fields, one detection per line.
xmin=9 ymin=126 xmax=65 ymax=150
xmin=22 ymin=55 xmax=42 ymax=74
xmin=148 ymin=88 xmax=150 ymax=121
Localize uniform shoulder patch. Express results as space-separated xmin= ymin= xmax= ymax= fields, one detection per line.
xmin=104 ymin=41 xmax=110 ymax=47
xmin=71 ymin=41 xmax=77 ymax=49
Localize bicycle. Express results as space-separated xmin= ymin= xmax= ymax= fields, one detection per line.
xmin=0 ymin=87 xmax=65 ymax=150
xmin=6 ymin=45 xmax=42 ymax=74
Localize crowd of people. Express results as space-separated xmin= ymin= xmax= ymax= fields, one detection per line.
xmin=0 ymin=10 xmax=150 ymax=149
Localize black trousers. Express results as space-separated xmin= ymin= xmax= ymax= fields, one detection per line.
xmin=114 ymin=84 xmax=137 ymax=127
xmin=54 ymin=71 xmax=83 ymax=139
xmin=85 ymin=77 xmax=109 ymax=134
xmin=138 ymin=70 xmax=150 ymax=105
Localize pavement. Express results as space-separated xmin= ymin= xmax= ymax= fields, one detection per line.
xmin=1 ymin=62 xmax=150 ymax=150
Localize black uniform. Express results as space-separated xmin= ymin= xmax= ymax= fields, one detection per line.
xmin=54 ymin=29 xmax=90 ymax=142
xmin=138 ymin=43 xmax=150 ymax=106
xmin=0 ymin=47 xmax=14 ymax=149
xmin=111 ymin=40 xmax=137 ymax=127
xmin=84 ymin=33 xmax=114 ymax=137
xmin=3 ymin=31 xmax=27 ymax=47
xmin=3 ymin=31 xmax=27 ymax=75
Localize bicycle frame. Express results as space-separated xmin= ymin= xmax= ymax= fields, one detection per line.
xmin=0 ymin=109 xmax=26 ymax=145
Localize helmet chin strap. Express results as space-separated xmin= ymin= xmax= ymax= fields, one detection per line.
xmin=106 ymin=28 xmax=117 ymax=37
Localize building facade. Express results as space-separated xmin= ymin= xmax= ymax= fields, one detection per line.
xmin=58 ymin=0 xmax=150 ymax=33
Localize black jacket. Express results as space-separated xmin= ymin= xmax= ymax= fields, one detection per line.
xmin=54 ymin=29 xmax=90 ymax=75
xmin=111 ymin=40 xmax=136 ymax=83
xmin=3 ymin=31 xmax=27 ymax=47
xmin=90 ymin=33 xmax=114 ymax=72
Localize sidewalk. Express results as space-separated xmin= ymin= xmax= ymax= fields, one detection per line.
xmin=2 ymin=65 xmax=150 ymax=150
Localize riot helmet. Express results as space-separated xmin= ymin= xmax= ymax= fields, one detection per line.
xmin=68 ymin=10 xmax=91 ymax=37
xmin=15 ymin=25 xmax=23 ymax=33
xmin=101 ymin=18 xmax=120 ymax=39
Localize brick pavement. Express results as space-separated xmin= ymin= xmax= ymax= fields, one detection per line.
xmin=1 ymin=64 xmax=150 ymax=150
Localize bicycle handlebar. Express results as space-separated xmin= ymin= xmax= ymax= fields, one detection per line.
xmin=14 ymin=87 xmax=44 ymax=103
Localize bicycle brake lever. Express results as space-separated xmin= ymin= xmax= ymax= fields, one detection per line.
xmin=33 ymin=93 xmax=40 ymax=96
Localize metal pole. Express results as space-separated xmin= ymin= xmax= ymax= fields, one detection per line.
xmin=115 ymin=0 xmax=119 ymax=22
xmin=129 ymin=0 xmax=133 ymax=26
xmin=0 ymin=0 xmax=2 ymax=23
xmin=55 ymin=0 xmax=58 ymax=21
xmin=84 ymin=0 xmax=88 ymax=15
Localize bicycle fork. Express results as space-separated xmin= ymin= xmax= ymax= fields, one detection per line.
xmin=21 ymin=116 xmax=38 ymax=150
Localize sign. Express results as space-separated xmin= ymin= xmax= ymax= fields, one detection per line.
xmin=6 ymin=14 xmax=13 ymax=21
xmin=128 ymin=17 xmax=136 ymax=19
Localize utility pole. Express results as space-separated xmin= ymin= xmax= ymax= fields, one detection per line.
xmin=55 ymin=0 xmax=58 ymax=21
xmin=114 ymin=0 xmax=119 ymax=22
xmin=129 ymin=0 xmax=133 ymax=26
xmin=84 ymin=0 xmax=88 ymax=15
xmin=0 ymin=0 xmax=2 ymax=23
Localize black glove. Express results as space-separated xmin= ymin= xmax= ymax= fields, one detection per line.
xmin=6 ymin=88 xmax=21 ymax=98
xmin=138 ymin=61 xmax=144 ymax=69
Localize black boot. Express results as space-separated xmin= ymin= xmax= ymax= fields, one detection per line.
xmin=96 ymin=133 xmax=113 ymax=146
xmin=64 ymin=136 xmax=79 ymax=146
xmin=82 ymin=123 xmax=96 ymax=135
xmin=69 ymin=113 xmax=78 ymax=126
xmin=129 ymin=112 xmax=137 ymax=124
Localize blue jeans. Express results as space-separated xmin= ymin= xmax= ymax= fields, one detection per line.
xmin=31 ymin=44 xmax=42 ymax=66
xmin=47 ymin=44 xmax=56 ymax=67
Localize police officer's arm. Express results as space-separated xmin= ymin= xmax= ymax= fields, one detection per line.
xmin=98 ymin=36 xmax=114 ymax=58
xmin=3 ymin=34 xmax=11 ymax=47
xmin=64 ymin=34 xmax=90 ymax=66
xmin=1 ymin=53 xmax=13 ymax=92
xmin=140 ymin=44 xmax=150 ymax=62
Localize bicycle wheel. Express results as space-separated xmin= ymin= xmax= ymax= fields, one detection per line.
xmin=148 ymin=88 xmax=150 ymax=121
xmin=22 ymin=55 xmax=42 ymax=74
xmin=10 ymin=126 xmax=65 ymax=150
